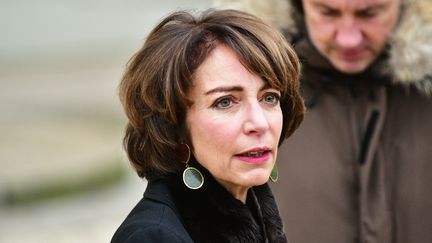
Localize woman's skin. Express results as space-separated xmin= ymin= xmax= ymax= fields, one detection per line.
xmin=186 ymin=44 xmax=283 ymax=203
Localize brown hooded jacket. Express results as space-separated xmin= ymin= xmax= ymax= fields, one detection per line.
xmin=215 ymin=1 xmax=432 ymax=242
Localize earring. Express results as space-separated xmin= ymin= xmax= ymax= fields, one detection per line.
xmin=269 ymin=164 xmax=278 ymax=182
xmin=180 ymin=144 xmax=204 ymax=189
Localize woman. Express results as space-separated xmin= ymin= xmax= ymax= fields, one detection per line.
xmin=111 ymin=9 xmax=304 ymax=243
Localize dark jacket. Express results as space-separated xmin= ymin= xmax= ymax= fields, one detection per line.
xmin=214 ymin=0 xmax=432 ymax=242
xmin=111 ymin=166 xmax=287 ymax=243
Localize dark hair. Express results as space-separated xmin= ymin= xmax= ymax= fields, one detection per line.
xmin=119 ymin=9 xmax=305 ymax=180
xmin=290 ymin=0 xmax=303 ymax=13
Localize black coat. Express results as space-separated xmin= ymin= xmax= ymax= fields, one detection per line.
xmin=111 ymin=168 xmax=287 ymax=243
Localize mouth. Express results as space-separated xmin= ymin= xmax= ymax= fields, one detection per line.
xmin=238 ymin=150 xmax=269 ymax=157
xmin=235 ymin=147 xmax=272 ymax=164
xmin=337 ymin=49 xmax=367 ymax=61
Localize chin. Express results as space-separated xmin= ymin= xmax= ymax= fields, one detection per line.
xmin=334 ymin=62 xmax=369 ymax=74
xmin=331 ymin=57 xmax=373 ymax=74
xmin=244 ymin=173 xmax=271 ymax=187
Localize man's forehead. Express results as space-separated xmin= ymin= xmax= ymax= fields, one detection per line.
xmin=306 ymin=0 xmax=397 ymax=10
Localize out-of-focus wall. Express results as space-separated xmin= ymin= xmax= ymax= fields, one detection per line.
xmin=0 ymin=1 xmax=211 ymax=242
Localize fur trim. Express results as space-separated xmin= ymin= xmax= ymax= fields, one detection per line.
xmin=213 ymin=0 xmax=294 ymax=32
xmin=389 ymin=0 xmax=432 ymax=95
xmin=213 ymin=0 xmax=432 ymax=95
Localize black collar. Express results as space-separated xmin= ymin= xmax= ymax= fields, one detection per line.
xmin=163 ymin=164 xmax=287 ymax=243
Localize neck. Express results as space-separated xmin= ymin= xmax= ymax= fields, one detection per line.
xmin=216 ymin=179 xmax=250 ymax=203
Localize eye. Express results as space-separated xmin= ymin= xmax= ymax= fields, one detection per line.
xmin=262 ymin=92 xmax=280 ymax=106
xmin=213 ymin=95 xmax=235 ymax=109
xmin=357 ymin=9 xmax=379 ymax=19
xmin=322 ymin=10 xmax=339 ymax=17
xmin=318 ymin=6 xmax=340 ymax=18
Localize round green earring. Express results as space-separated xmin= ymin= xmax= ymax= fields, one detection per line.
xmin=180 ymin=144 xmax=204 ymax=189
xmin=269 ymin=164 xmax=278 ymax=182
xmin=183 ymin=166 xmax=204 ymax=189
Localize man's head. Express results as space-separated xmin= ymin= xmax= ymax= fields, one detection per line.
xmin=300 ymin=0 xmax=402 ymax=73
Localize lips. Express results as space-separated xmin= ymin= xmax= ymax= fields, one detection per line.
xmin=239 ymin=150 xmax=268 ymax=157
xmin=337 ymin=49 xmax=366 ymax=61
xmin=235 ymin=147 xmax=271 ymax=164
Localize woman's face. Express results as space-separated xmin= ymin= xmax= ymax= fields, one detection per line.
xmin=186 ymin=44 xmax=283 ymax=202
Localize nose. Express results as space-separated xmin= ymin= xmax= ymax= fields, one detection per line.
xmin=243 ymin=101 xmax=270 ymax=135
xmin=335 ymin=17 xmax=363 ymax=48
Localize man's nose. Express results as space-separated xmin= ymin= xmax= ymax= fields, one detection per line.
xmin=335 ymin=18 xmax=363 ymax=48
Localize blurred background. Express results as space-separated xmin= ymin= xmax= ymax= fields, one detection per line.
xmin=0 ymin=0 xmax=211 ymax=242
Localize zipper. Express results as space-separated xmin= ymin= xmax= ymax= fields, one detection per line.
xmin=358 ymin=110 xmax=380 ymax=164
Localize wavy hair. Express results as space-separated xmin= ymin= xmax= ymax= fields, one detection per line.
xmin=119 ymin=9 xmax=304 ymax=180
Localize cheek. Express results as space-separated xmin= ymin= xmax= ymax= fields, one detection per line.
xmin=307 ymin=20 xmax=334 ymax=48
xmin=272 ymin=110 xmax=284 ymax=137
xmin=188 ymin=114 xmax=238 ymax=156
xmin=363 ymin=22 xmax=393 ymax=50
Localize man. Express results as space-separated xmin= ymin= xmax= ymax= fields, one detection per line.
xmin=215 ymin=0 xmax=432 ymax=242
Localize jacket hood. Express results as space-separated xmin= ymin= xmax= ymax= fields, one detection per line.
xmin=214 ymin=0 xmax=432 ymax=96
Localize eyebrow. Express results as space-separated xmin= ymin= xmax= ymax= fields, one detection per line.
xmin=204 ymin=86 xmax=243 ymax=95
xmin=357 ymin=3 xmax=387 ymax=13
xmin=312 ymin=1 xmax=388 ymax=12
xmin=204 ymin=83 xmax=272 ymax=95
xmin=311 ymin=1 xmax=336 ymax=10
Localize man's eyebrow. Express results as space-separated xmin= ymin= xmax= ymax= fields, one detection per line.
xmin=311 ymin=1 xmax=336 ymax=10
xmin=311 ymin=1 xmax=388 ymax=12
xmin=357 ymin=3 xmax=388 ymax=12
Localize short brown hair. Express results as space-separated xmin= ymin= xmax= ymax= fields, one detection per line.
xmin=119 ymin=9 xmax=305 ymax=180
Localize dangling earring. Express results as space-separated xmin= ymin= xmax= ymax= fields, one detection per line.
xmin=269 ymin=164 xmax=278 ymax=182
xmin=180 ymin=144 xmax=204 ymax=189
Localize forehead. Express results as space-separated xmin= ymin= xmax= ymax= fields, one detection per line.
xmin=304 ymin=0 xmax=399 ymax=9
xmin=190 ymin=44 xmax=269 ymax=97
xmin=192 ymin=45 xmax=252 ymax=88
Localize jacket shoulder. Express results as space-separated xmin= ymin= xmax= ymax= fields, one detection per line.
xmin=111 ymin=181 xmax=193 ymax=243
xmin=111 ymin=224 xmax=189 ymax=243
